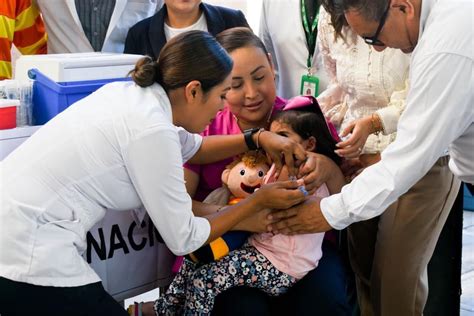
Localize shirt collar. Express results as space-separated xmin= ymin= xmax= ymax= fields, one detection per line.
xmin=418 ymin=0 xmax=437 ymax=41
xmin=149 ymin=83 xmax=173 ymax=123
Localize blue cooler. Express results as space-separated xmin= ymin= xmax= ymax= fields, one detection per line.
xmin=14 ymin=52 xmax=143 ymax=125
xmin=29 ymin=69 xmax=131 ymax=125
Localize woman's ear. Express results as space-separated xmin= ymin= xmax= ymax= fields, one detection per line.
xmin=184 ymin=80 xmax=202 ymax=102
xmin=304 ymin=136 xmax=316 ymax=152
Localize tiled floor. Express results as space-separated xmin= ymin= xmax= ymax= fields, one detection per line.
xmin=462 ymin=211 xmax=474 ymax=315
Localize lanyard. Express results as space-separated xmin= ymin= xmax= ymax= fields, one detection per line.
xmin=301 ymin=0 xmax=320 ymax=71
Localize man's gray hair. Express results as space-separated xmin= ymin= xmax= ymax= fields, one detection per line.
xmin=340 ymin=0 xmax=390 ymax=21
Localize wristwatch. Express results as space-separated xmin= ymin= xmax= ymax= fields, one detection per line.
xmin=243 ymin=127 xmax=261 ymax=150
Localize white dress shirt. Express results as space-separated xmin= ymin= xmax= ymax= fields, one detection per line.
xmin=321 ymin=0 xmax=474 ymax=229
xmin=259 ymin=0 xmax=329 ymax=99
xmin=317 ymin=7 xmax=410 ymax=154
xmin=0 ymin=82 xmax=210 ymax=286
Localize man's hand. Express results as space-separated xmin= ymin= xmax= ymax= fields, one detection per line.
xmin=267 ymin=197 xmax=333 ymax=234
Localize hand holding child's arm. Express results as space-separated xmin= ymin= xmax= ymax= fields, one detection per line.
xmin=258 ymin=131 xmax=307 ymax=178
xmin=232 ymin=208 xmax=273 ymax=233
xmin=298 ymin=152 xmax=346 ymax=194
xmin=268 ymin=196 xmax=333 ymax=234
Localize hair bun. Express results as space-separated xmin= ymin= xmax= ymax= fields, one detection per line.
xmin=130 ymin=56 xmax=157 ymax=87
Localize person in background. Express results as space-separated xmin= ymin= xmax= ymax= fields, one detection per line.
xmin=269 ymin=0 xmax=472 ymax=315
xmin=124 ymin=0 xmax=248 ymax=59
xmin=259 ymin=0 xmax=328 ymax=99
xmin=0 ymin=0 xmax=47 ymax=80
xmin=35 ymin=0 xmax=162 ymax=53
xmin=0 ymin=30 xmax=308 ymax=316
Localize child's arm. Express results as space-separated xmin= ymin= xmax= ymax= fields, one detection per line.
xmin=325 ymin=167 xmax=346 ymax=195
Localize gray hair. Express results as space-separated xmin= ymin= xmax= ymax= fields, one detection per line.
xmin=340 ymin=0 xmax=390 ymax=21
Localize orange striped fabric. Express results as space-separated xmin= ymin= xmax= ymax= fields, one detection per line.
xmin=0 ymin=0 xmax=47 ymax=79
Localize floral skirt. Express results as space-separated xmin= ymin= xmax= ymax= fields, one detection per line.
xmin=154 ymin=242 xmax=297 ymax=315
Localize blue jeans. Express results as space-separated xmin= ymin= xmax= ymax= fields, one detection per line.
xmin=211 ymin=239 xmax=353 ymax=316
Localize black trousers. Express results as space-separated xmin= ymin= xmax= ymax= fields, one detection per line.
xmin=0 ymin=277 xmax=128 ymax=316
xmin=424 ymin=185 xmax=464 ymax=316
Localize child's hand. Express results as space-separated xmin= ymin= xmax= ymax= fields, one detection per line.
xmin=335 ymin=116 xmax=372 ymax=158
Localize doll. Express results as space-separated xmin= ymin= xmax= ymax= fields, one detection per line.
xmin=187 ymin=151 xmax=269 ymax=263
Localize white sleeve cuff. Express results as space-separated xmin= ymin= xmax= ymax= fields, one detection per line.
xmin=169 ymin=217 xmax=211 ymax=256
xmin=376 ymin=106 xmax=400 ymax=135
xmin=320 ymin=195 xmax=354 ymax=230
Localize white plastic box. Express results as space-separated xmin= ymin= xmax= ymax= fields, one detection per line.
xmin=14 ymin=53 xmax=144 ymax=124
xmin=14 ymin=52 xmax=143 ymax=82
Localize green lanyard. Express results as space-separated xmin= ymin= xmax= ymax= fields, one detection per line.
xmin=301 ymin=0 xmax=320 ymax=71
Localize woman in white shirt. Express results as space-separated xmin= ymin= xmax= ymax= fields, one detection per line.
xmin=317 ymin=6 xmax=410 ymax=164
xmin=0 ymin=30 xmax=307 ymax=316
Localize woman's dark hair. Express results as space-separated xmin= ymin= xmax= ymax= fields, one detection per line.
xmin=321 ymin=0 xmax=389 ymax=39
xmin=321 ymin=0 xmax=348 ymax=40
xmin=272 ymin=108 xmax=342 ymax=165
xmin=130 ymin=30 xmax=233 ymax=93
xmin=216 ymin=27 xmax=269 ymax=56
xmin=340 ymin=0 xmax=388 ymax=21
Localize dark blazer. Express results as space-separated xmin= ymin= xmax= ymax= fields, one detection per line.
xmin=124 ymin=3 xmax=249 ymax=59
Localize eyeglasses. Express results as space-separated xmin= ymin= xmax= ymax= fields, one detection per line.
xmin=363 ymin=4 xmax=390 ymax=46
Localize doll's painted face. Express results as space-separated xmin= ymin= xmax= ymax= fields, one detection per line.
xmin=222 ymin=154 xmax=270 ymax=198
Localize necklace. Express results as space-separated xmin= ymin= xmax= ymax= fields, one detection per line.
xmin=232 ymin=103 xmax=275 ymax=131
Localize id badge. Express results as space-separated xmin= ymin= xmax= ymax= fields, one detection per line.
xmin=300 ymin=74 xmax=319 ymax=97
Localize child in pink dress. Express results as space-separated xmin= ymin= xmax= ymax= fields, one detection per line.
xmin=154 ymin=96 xmax=342 ymax=316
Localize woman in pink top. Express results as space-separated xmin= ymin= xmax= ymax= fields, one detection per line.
xmin=153 ymin=96 xmax=343 ymax=315
xmin=181 ymin=28 xmax=351 ymax=316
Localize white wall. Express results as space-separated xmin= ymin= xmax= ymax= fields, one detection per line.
xmin=205 ymin=0 xmax=263 ymax=33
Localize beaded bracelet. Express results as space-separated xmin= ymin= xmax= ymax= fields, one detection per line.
xmin=371 ymin=113 xmax=382 ymax=135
